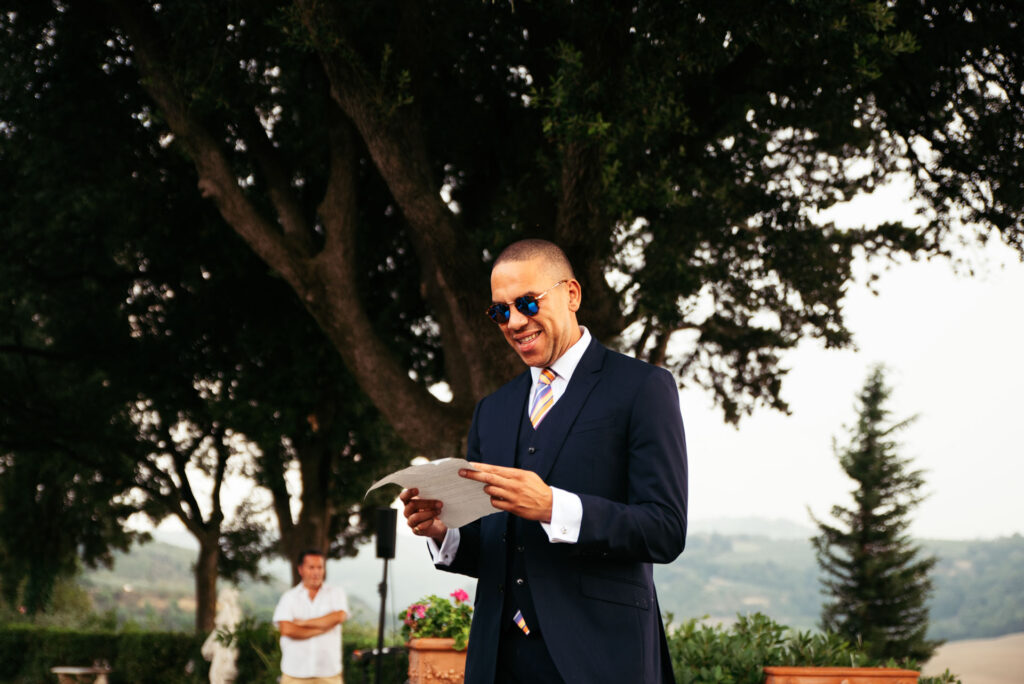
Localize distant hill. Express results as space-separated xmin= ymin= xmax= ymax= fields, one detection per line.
xmin=688 ymin=517 xmax=816 ymax=539
xmin=84 ymin=524 xmax=1024 ymax=641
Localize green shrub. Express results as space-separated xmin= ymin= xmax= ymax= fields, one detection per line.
xmin=223 ymin=617 xmax=280 ymax=684
xmin=0 ymin=623 xmax=34 ymax=680
xmin=666 ymin=613 xmax=961 ymax=684
xmin=110 ymin=630 xmax=206 ymax=683
xmin=3 ymin=614 xmax=960 ymax=684
xmin=0 ymin=624 xmax=206 ymax=684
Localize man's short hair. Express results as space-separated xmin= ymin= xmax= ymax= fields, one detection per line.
xmin=494 ymin=239 xmax=575 ymax=279
xmin=296 ymin=548 xmax=325 ymax=567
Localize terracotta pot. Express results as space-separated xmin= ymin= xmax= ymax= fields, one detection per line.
xmin=407 ymin=637 xmax=468 ymax=684
xmin=763 ymin=666 xmax=920 ymax=684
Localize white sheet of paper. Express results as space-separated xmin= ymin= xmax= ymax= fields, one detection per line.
xmin=365 ymin=458 xmax=496 ymax=528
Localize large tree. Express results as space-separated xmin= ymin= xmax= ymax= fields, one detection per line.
xmin=3 ymin=1 xmax=1021 ymax=450
xmin=19 ymin=0 xmax=1010 ymax=452
xmin=812 ymin=366 xmax=940 ymax=662
xmin=2 ymin=0 xmax=1022 ymax=614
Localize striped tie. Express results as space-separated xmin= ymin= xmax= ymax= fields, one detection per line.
xmin=529 ymin=368 xmax=556 ymax=427
xmin=512 ymin=608 xmax=531 ymax=635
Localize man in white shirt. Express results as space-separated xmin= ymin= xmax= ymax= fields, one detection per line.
xmin=272 ymin=549 xmax=350 ymax=684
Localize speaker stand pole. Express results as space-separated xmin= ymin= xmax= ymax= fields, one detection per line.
xmin=375 ymin=555 xmax=389 ymax=684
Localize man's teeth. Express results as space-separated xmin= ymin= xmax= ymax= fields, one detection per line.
xmin=519 ymin=332 xmax=540 ymax=344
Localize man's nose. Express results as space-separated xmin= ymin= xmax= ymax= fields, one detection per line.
xmin=506 ymin=305 xmax=529 ymax=329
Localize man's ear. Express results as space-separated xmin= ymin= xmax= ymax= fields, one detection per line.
xmin=567 ymin=279 xmax=582 ymax=312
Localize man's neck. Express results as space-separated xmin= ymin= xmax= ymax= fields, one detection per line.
xmin=305 ymin=584 xmax=321 ymax=599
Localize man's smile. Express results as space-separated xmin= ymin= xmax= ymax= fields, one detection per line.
xmin=515 ymin=331 xmax=541 ymax=346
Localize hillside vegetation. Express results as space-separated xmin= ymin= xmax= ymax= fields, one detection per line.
xmin=77 ymin=530 xmax=1024 ymax=641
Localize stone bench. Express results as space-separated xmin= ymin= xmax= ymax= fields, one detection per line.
xmin=50 ymin=666 xmax=111 ymax=684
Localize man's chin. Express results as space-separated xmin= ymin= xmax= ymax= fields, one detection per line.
xmin=516 ymin=351 xmax=545 ymax=367
xmin=513 ymin=345 xmax=549 ymax=368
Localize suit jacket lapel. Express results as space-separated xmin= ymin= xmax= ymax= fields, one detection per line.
xmin=492 ymin=371 xmax=531 ymax=468
xmin=527 ymin=338 xmax=606 ymax=481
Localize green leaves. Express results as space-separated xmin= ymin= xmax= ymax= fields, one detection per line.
xmin=399 ymin=591 xmax=474 ymax=651
xmin=666 ymin=612 xmax=959 ymax=684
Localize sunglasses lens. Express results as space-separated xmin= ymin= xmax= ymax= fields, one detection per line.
xmin=487 ymin=303 xmax=510 ymax=323
xmin=515 ymin=296 xmax=540 ymax=316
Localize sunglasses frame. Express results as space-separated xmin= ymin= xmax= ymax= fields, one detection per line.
xmin=486 ymin=280 xmax=567 ymax=324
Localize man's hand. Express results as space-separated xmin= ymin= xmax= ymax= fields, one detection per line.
xmin=460 ymin=462 xmax=553 ymax=523
xmin=399 ymin=488 xmax=448 ymax=544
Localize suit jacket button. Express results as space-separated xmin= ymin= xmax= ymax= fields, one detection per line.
xmin=528 ymin=447 xmax=536 ymax=454
xmin=516 ymin=545 xmax=525 ymax=553
xmin=515 ymin=578 xmax=525 ymax=586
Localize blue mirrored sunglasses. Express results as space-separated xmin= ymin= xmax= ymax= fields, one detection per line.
xmin=486 ymin=280 xmax=567 ymax=324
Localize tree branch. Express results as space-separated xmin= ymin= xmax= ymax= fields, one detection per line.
xmin=293 ymin=0 xmax=502 ymax=404
xmin=236 ymin=110 xmax=313 ymax=254
xmin=106 ymin=0 xmax=312 ymax=290
xmin=311 ymin=112 xmax=467 ymax=456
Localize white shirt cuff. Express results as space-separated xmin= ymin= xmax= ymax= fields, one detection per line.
xmin=428 ymin=528 xmax=460 ymax=566
xmin=541 ymin=487 xmax=582 ymax=543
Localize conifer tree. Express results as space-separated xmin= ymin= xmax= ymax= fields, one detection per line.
xmin=812 ymin=366 xmax=941 ymax=662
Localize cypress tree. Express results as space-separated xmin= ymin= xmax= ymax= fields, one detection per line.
xmin=812 ymin=366 xmax=941 ymax=662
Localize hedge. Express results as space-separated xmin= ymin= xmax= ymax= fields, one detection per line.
xmin=2 ymin=614 xmax=962 ymax=684
xmin=0 ymin=621 xmax=409 ymax=684
xmin=0 ymin=624 xmax=207 ymax=684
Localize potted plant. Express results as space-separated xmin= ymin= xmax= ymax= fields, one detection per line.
xmin=400 ymin=590 xmax=473 ymax=684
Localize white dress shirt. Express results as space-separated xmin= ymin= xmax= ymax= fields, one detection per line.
xmin=430 ymin=328 xmax=591 ymax=566
xmin=272 ymin=582 xmax=349 ymax=678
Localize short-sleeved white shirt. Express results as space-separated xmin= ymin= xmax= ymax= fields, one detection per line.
xmin=272 ymin=582 xmax=350 ymax=678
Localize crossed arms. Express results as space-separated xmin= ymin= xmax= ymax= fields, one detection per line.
xmin=277 ymin=610 xmax=348 ymax=640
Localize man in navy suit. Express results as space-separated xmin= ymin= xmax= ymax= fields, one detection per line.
xmin=401 ymin=239 xmax=687 ymax=683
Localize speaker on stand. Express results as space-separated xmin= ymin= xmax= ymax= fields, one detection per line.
xmin=374 ymin=507 xmax=397 ymax=684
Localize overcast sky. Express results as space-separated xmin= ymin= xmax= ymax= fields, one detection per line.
xmin=681 ymin=182 xmax=1024 ymax=540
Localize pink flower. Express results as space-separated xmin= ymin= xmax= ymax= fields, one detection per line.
xmin=451 ymin=589 xmax=469 ymax=604
xmin=406 ymin=604 xmax=427 ymax=624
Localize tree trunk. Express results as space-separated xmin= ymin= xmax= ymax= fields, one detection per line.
xmin=274 ymin=442 xmax=334 ymax=587
xmin=195 ymin=535 xmax=219 ymax=633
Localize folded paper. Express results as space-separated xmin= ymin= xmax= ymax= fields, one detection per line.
xmin=366 ymin=458 xmax=496 ymax=528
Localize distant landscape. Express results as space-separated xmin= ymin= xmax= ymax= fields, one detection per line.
xmin=82 ymin=517 xmax=1024 ymax=643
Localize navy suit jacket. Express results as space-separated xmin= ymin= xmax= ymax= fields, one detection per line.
xmin=439 ymin=338 xmax=688 ymax=683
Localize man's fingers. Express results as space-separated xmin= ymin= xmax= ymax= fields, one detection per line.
xmin=461 ymin=468 xmax=520 ymax=487
xmin=406 ymin=501 xmax=441 ymax=519
xmin=483 ymin=483 xmax=512 ymax=500
xmin=462 ymin=462 xmax=520 ymax=479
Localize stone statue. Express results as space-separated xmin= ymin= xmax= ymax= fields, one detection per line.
xmin=201 ymin=586 xmax=242 ymax=684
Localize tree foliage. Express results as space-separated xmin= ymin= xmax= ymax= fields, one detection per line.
xmin=3 ymin=0 xmax=1019 ymax=460
xmin=0 ymin=0 xmax=410 ymax=625
xmin=812 ymin=366 xmax=941 ymax=662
